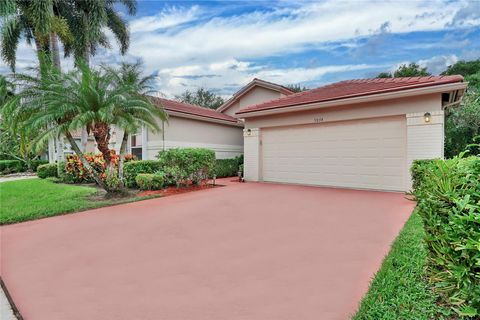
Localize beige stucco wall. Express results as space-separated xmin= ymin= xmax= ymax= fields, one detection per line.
xmin=242 ymin=93 xmax=445 ymax=191
xmin=244 ymin=93 xmax=442 ymax=129
xmin=223 ymin=86 xmax=286 ymax=117
xmin=145 ymin=115 xmax=244 ymax=159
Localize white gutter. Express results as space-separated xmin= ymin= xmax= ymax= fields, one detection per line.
xmin=237 ymin=82 xmax=468 ymax=118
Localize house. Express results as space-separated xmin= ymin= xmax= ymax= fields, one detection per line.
xmin=120 ymin=78 xmax=295 ymax=160
xmin=237 ymin=76 xmax=467 ymax=192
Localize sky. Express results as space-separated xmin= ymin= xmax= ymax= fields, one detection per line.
xmin=2 ymin=0 xmax=480 ymax=99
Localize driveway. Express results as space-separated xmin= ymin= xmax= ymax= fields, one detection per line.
xmin=1 ymin=181 xmax=413 ymax=320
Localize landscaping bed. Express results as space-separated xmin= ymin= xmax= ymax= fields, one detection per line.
xmin=138 ymin=183 xmax=223 ymax=197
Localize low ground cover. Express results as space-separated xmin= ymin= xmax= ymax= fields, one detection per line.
xmin=353 ymin=212 xmax=452 ymax=320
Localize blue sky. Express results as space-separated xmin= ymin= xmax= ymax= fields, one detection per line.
xmin=3 ymin=0 xmax=480 ymax=98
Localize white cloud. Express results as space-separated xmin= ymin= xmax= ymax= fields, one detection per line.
xmin=129 ymin=6 xmax=201 ymax=33
xmin=2 ymin=0 xmax=479 ymax=97
xmin=418 ymin=55 xmax=459 ymax=75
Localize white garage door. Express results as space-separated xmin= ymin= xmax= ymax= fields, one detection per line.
xmin=261 ymin=116 xmax=407 ymax=191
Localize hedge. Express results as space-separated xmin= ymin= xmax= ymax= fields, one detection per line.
xmin=124 ymin=160 xmax=163 ymax=188
xmin=158 ymin=148 xmax=215 ymax=186
xmin=412 ymin=156 xmax=480 ymax=317
xmin=214 ymin=155 xmax=243 ymax=178
xmin=37 ymin=163 xmax=58 ymax=179
xmin=135 ymin=173 xmax=165 ymax=190
xmin=0 ymin=160 xmax=25 ymax=174
xmin=30 ymin=160 xmax=49 ymax=172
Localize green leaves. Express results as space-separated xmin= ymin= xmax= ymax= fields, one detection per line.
xmin=412 ymin=156 xmax=480 ymax=317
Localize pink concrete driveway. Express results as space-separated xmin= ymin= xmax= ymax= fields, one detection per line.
xmin=1 ymin=181 xmax=413 ymax=320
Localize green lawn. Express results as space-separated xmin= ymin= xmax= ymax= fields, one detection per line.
xmin=353 ymin=212 xmax=452 ymax=320
xmin=0 ymin=178 xmax=152 ymax=224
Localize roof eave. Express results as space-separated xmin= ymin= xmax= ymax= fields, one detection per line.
xmin=237 ymin=82 xmax=468 ymax=118
xmin=166 ymin=110 xmax=244 ymax=127
xmin=217 ymin=79 xmax=294 ymax=113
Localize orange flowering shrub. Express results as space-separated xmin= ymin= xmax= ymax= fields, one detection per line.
xmin=63 ymin=151 xmax=135 ymax=183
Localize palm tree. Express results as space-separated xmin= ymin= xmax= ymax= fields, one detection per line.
xmin=2 ymin=62 xmax=165 ymax=193
xmin=55 ymin=0 xmax=137 ymax=151
xmin=103 ymin=62 xmax=168 ymax=183
xmin=0 ymin=0 xmax=72 ymax=72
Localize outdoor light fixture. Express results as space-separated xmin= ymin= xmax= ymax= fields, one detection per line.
xmin=424 ymin=112 xmax=431 ymax=123
xmin=247 ymin=128 xmax=252 ymax=136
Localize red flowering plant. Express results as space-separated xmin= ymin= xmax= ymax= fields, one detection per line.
xmin=63 ymin=151 xmax=135 ymax=183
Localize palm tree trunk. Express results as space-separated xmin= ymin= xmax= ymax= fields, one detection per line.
xmin=65 ymin=131 xmax=109 ymax=192
xmin=118 ymin=130 xmax=129 ymax=186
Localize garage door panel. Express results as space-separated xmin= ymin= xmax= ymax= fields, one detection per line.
xmin=261 ymin=116 xmax=407 ymax=191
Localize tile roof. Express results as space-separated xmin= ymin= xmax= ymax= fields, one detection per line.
xmin=149 ymin=96 xmax=239 ymax=123
xmin=237 ymin=75 xmax=464 ymax=115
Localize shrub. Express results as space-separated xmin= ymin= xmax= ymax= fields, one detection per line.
xmin=410 ymin=159 xmax=436 ymax=191
xmin=412 ymin=156 xmax=480 ymax=317
xmin=157 ymin=148 xmax=215 ymax=186
xmin=0 ymin=160 xmax=25 ymax=174
xmin=214 ymin=155 xmax=244 ymax=178
xmin=37 ymin=163 xmax=58 ymax=179
xmin=63 ymin=152 xmax=135 ymax=184
xmin=124 ymin=160 xmax=163 ymax=188
xmin=135 ymin=173 xmax=165 ymax=190
xmin=30 ymin=160 xmax=49 ymax=172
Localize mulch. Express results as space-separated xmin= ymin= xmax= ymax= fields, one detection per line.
xmin=137 ymin=184 xmax=223 ymax=197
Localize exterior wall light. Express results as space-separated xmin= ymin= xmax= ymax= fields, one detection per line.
xmin=424 ymin=112 xmax=431 ymax=123
xmin=247 ymin=128 xmax=252 ymax=136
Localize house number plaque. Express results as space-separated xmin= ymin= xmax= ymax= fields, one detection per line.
xmin=314 ymin=116 xmax=324 ymax=123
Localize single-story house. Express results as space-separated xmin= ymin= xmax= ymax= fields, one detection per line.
xmin=116 ymin=78 xmax=296 ymax=160
xmin=237 ymin=76 xmax=467 ymax=192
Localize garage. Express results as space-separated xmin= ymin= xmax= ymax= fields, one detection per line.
xmin=262 ymin=116 xmax=406 ymax=191
xmin=237 ymin=76 xmax=467 ymax=192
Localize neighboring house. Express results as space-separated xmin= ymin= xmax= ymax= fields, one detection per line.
xmin=119 ymin=78 xmax=296 ymax=160
xmin=217 ymin=78 xmax=294 ymax=117
xmin=237 ymin=76 xmax=467 ymax=192
xmin=125 ymin=98 xmax=244 ymax=160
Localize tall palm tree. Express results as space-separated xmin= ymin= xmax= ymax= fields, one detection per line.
xmin=103 ymin=62 xmax=167 ymax=183
xmin=0 ymin=0 xmax=72 ymax=72
xmin=55 ymin=0 xmax=137 ymax=151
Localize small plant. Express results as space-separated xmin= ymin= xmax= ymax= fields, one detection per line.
xmin=123 ymin=160 xmax=164 ymax=188
xmin=157 ymin=148 xmax=215 ymax=186
xmin=37 ymin=163 xmax=58 ymax=179
xmin=135 ymin=173 xmax=165 ymax=190
xmin=214 ymin=155 xmax=244 ymax=178
xmin=30 ymin=160 xmax=49 ymax=171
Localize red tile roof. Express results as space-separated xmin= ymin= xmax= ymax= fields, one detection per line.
xmin=237 ymin=75 xmax=464 ymax=115
xmin=150 ymin=96 xmax=238 ymax=123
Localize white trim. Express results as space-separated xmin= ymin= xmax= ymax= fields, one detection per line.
xmin=141 ymin=126 xmax=147 ymax=160
xmin=237 ymin=82 xmax=467 ymax=118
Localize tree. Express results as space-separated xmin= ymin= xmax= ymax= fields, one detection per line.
xmin=441 ymin=59 xmax=480 ymax=77
xmin=376 ymin=72 xmax=392 ymax=78
xmin=103 ymin=61 xmax=167 ymax=184
xmin=57 ymin=0 xmax=136 ymax=65
xmin=376 ymin=63 xmax=431 ymax=78
xmin=176 ymin=88 xmax=225 ymax=109
xmin=286 ymin=84 xmax=308 ymax=92
xmin=3 ymin=62 xmax=165 ymax=194
xmin=445 ymin=71 xmax=480 ymax=158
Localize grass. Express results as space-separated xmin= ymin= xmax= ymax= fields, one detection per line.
xmin=0 ymin=178 xmax=154 ymax=225
xmin=353 ymin=211 xmax=452 ymax=320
